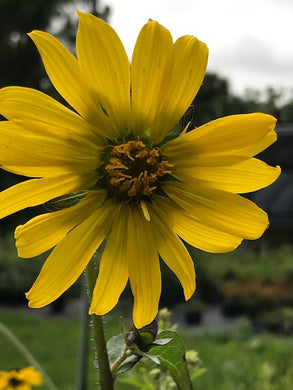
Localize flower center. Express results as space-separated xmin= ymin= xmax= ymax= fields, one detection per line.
xmin=9 ymin=378 xmax=23 ymax=388
xmin=103 ymin=140 xmax=172 ymax=201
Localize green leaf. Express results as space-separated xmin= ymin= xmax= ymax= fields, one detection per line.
xmin=119 ymin=377 xmax=153 ymax=390
xmin=157 ymin=122 xmax=182 ymax=147
xmin=149 ymin=330 xmax=193 ymax=390
xmin=151 ymin=338 xmax=172 ymax=346
xmin=107 ymin=334 xmax=141 ymax=375
xmin=141 ymin=352 xmax=160 ymax=366
xmin=180 ymin=105 xmax=194 ymax=131
xmin=157 ymin=105 xmax=194 ymax=147
xmin=45 ymin=191 xmax=87 ymax=211
xmin=107 ymin=334 xmax=125 ymax=366
xmin=116 ymin=355 xmax=141 ymax=375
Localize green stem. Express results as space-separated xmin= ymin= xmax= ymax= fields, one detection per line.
xmin=110 ymin=349 xmax=131 ymax=376
xmin=0 ymin=321 xmax=57 ymax=390
xmin=86 ymin=257 xmax=114 ymax=390
xmin=76 ymin=278 xmax=89 ymax=390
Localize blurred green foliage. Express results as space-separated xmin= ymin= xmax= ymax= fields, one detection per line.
xmin=192 ymin=245 xmax=293 ymax=286
xmin=0 ymin=234 xmax=42 ymax=305
xmin=0 ymin=308 xmax=292 ymax=390
xmin=189 ymin=245 xmax=293 ymax=325
xmin=0 ymin=234 xmax=81 ymax=310
xmin=0 ymin=233 xmax=292 ymax=331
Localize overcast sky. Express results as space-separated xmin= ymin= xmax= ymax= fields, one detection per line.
xmin=91 ymin=0 xmax=293 ymax=100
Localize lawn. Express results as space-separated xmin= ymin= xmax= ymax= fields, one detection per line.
xmin=0 ymin=307 xmax=292 ymax=390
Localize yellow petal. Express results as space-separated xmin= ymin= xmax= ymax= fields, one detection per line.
xmin=173 ymin=157 xmax=281 ymax=194
xmin=175 ymin=213 xmax=243 ymax=253
xmin=19 ymin=367 xmax=42 ymax=385
xmin=164 ymin=182 xmax=269 ymax=239
xmin=128 ymin=205 xmax=161 ymax=328
xmin=15 ymin=191 xmax=106 ymax=258
xmin=76 ymin=11 xmax=131 ymax=136
xmin=151 ymin=35 xmax=208 ymax=143
xmin=131 ymin=19 xmax=173 ymax=136
xmin=165 ymin=154 xmax=248 ymax=168
xmin=0 ymin=172 xmax=96 ymax=219
xmin=0 ymin=121 xmax=98 ymax=177
xmin=0 ymin=86 xmax=101 ymax=144
xmin=150 ymin=201 xmax=195 ymax=300
xmin=29 ymin=30 xmax=113 ymax=134
xmin=163 ymin=113 xmax=277 ymax=157
xmin=90 ymin=204 xmax=129 ymax=315
xmin=26 ymin=200 xmax=116 ymax=308
xmin=153 ymin=195 xmax=242 ymax=253
xmin=164 ymin=196 xmax=242 ymax=252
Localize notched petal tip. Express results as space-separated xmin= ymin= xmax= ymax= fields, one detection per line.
xmin=176 ymin=34 xmax=209 ymax=52
xmin=88 ymin=306 xmax=97 ymax=315
xmin=77 ymin=10 xmax=97 ymax=28
xmin=25 ymin=291 xmax=40 ymax=308
xmin=28 ymin=30 xmax=50 ymax=45
xmin=14 ymin=225 xmax=26 ymax=258
xmin=14 ymin=224 xmax=22 ymax=238
xmin=88 ymin=305 xmax=108 ymax=316
xmin=27 ymin=30 xmax=37 ymax=38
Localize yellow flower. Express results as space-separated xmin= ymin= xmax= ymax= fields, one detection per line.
xmin=0 ymin=12 xmax=280 ymax=328
xmin=0 ymin=367 xmax=42 ymax=390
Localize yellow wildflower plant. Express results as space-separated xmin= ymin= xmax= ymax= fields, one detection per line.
xmin=0 ymin=367 xmax=42 ymax=390
xmin=0 ymin=12 xmax=280 ymax=328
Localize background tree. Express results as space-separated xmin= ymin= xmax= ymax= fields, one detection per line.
xmin=281 ymin=99 xmax=293 ymax=123
xmin=193 ymin=73 xmax=289 ymax=126
xmin=0 ymin=0 xmax=110 ymax=89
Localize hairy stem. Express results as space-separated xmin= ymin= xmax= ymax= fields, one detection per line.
xmin=86 ymin=258 xmax=114 ymax=389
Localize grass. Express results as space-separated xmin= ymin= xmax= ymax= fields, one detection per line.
xmin=0 ymin=308 xmax=85 ymax=390
xmin=1 ymin=307 xmax=293 ymax=390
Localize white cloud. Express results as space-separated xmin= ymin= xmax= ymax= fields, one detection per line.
xmin=208 ymin=34 xmax=293 ymax=93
